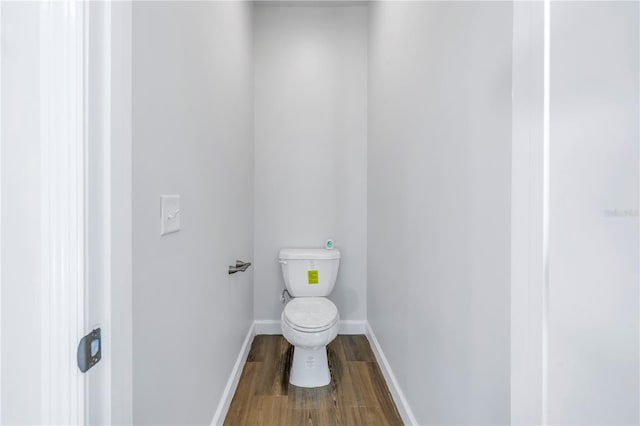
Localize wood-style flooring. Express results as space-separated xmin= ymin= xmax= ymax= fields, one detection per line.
xmin=224 ymin=335 xmax=403 ymax=426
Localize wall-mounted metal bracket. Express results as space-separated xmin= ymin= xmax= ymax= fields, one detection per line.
xmin=229 ymin=260 xmax=251 ymax=274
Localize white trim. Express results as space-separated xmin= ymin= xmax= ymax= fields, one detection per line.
xmin=511 ymin=2 xmax=545 ymax=424
xmin=39 ymin=1 xmax=87 ymax=424
xmin=253 ymin=319 xmax=281 ymax=335
xmin=365 ymin=322 xmax=417 ymax=426
xmin=86 ymin=1 xmax=113 ymax=424
xmin=254 ymin=319 xmax=367 ymax=335
xmin=336 ymin=320 xmax=367 ymax=334
xmin=210 ymin=323 xmax=256 ymax=426
xmin=0 ymin=1 xmax=3 ymax=419
xmin=541 ymin=0 xmax=551 ymax=423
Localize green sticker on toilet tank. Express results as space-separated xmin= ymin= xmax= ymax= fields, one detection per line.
xmin=308 ymin=270 xmax=319 ymax=285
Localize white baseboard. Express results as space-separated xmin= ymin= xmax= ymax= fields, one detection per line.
xmin=210 ymin=323 xmax=255 ymax=426
xmin=253 ymin=319 xmax=280 ymax=335
xmin=366 ymin=322 xmax=418 ymax=426
xmin=338 ymin=320 xmax=367 ymax=334
xmin=254 ymin=319 xmax=367 ymax=335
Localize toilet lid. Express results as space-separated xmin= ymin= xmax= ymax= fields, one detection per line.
xmin=283 ymin=297 xmax=338 ymax=332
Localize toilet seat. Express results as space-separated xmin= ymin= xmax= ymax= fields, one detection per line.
xmin=282 ymin=297 xmax=338 ymax=333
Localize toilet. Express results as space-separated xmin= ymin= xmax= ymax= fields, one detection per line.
xmin=279 ymin=248 xmax=340 ymax=388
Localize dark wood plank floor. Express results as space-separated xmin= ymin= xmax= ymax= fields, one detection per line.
xmin=224 ymin=335 xmax=403 ymax=426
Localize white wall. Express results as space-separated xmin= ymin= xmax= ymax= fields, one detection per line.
xmin=0 ymin=3 xmax=42 ymax=424
xmin=253 ymin=4 xmax=367 ymax=322
xmin=110 ymin=2 xmax=133 ymax=424
xmin=132 ymin=2 xmax=254 ymax=424
xmin=547 ymin=2 xmax=639 ymax=424
xmin=367 ymin=2 xmax=513 ymax=425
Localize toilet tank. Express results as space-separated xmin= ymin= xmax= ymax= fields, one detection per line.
xmin=278 ymin=248 xmax=341 ymax=297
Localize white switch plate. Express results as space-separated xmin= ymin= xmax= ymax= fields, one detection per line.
xmin=160 ymin=195 xmax=180 ymax=236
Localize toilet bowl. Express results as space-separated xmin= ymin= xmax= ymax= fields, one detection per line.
xmin=278 ymin=247 xmax=341 ymax=388
xmin=281 ymin=297 xmax=339 ymax=388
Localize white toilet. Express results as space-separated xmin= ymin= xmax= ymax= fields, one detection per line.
xmin=279 ymin=248 xmax=340 ymax=388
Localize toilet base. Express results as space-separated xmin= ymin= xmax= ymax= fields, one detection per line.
xmin=289 ymin=346 xmax=330 ymax=388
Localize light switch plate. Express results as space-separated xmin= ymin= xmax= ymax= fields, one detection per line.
xmin=160 ymin=195 xmax=180 ymax=236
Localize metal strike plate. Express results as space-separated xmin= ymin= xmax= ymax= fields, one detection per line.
xmin=77 ymin=328 xmax=101 ymax=373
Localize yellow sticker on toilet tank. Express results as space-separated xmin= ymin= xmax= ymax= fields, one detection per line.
xmin=308 ymin=270 xmax=319 ymax=284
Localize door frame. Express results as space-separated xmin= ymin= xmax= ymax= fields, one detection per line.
xmin=510 ymin=0 xmax=548 ymax=424
xmin=39 ymin=1 xmax=89 ymax=423
xmin=38 ymin=1 xmax=133 ymax=424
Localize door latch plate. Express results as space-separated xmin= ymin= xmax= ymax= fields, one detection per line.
xmin=77 ymin=328 xmax=101 ymax=373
